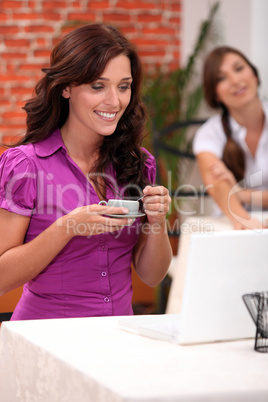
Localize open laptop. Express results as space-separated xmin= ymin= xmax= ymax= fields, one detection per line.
xmin=119 ymin=229 xmax=268 ymax=344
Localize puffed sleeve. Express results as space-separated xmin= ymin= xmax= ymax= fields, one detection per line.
xmin=0 ymin=148 xmax=37 ymax=216
xmin=141 ymin=147 xmax=156 ymax=184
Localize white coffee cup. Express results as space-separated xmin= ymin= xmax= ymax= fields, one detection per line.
xmin=98 ymin=199 xmax=139 ymax=214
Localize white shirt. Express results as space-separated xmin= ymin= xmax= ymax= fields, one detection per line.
xmin=193 ymin=100 xmax=268 ymax=190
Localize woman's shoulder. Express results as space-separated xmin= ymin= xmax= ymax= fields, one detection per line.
xmin=0 ymin=144 xmax=36 ymax=170
xmin=0 ymin=145 xmax=38 ymax=215
xmin=141 ymin=147 xmax=156 ymax=169
xmin=196 ymin=113 xmax=223 ymax=133
xmin=193 ymin=114 xmax=226 ymax=157
xmin=140 ymin=147 xmax=156 ymax=183
xmin=141 ymin=147 xmax=155 ymax=161
xmin=0 ymin=145 xmax=38 ymax=190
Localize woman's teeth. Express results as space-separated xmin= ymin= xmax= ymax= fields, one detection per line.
xmin=96 ymin=111 xmax=116 ymax=118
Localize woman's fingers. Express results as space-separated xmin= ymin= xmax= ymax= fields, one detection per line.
xmin=63 ymin=204 xmax=134 ymax=237
xmin=142 ymin=186 xmax=171 ymax=222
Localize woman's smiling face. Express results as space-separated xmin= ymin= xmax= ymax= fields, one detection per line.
xmin=215 ymin=52 xmax=259 ymax=111
xmin=62 ymin=54 xmax=132 ymax=138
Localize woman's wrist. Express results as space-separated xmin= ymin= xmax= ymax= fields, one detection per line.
xmin=54 ymin=215 xmax=75 ymax=241
xmin=143 ymin=218 xmax=168 ymax=235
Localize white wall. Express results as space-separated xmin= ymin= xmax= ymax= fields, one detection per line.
xmin=181 ymin=0 xmax=268 ymax=98
xmin=251 ymin=0 xmax=268 ymax=98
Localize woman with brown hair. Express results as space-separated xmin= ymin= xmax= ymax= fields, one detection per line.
xmin=193 ymin=46 xmax=268 ymax=229
xmin=0 ymin=24 xmax=172 ymax=320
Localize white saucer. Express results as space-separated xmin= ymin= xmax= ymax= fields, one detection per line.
xmin=106 ymin=212 xmax=146 ymax=218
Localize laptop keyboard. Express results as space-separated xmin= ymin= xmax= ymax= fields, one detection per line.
xmin=119 ymin=314 xmax=182 ymax=343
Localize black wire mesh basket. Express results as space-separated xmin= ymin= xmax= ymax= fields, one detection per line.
xmin=242 ymin=292 xmax=268 ymax=353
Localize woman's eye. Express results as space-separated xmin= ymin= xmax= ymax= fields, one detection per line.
xmin=235 ymin=65 xmax=244 ymax=72
xmin=92 ymin=84 xmax=103 ymax=91
xmin=119 ymin=84 xmax=131 ymax=91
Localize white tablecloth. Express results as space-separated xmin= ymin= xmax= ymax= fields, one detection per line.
xmin=0 ymin=315 xmax=267 ymax=402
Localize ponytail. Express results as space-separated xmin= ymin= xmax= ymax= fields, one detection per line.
xmin=221 ymin=107 xmax=245 ymax=182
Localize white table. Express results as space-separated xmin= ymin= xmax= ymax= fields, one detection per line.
xmin=0 ymin=315 xmax=267 ymax=402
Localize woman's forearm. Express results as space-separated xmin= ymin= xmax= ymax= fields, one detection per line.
xmin=208 ymin=181 xmax=251 ymax=224
xmin=208 ymin=181 xmax=264 ymax=229
xmin=134 ymin=220 xmax=172 ymax=287
xmin=196 ymin=153 xmax=264 ymax=229
xmin=0 ymin=219 xmax=72 ymax=295
xmin=236 ymin=189 xmax=268 ymax=208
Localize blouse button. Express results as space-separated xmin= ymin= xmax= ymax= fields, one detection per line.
xmin=101 ymin=245 xmax=107 ymax=251
xmin=104 ymin=297 xmax=110 ymax=303
xmin=101 ymin=271 xmax=107 ymax=277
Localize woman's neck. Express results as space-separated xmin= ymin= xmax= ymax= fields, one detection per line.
xmin=60 ymin=123 xmax=102 ymax=163
xmin=228 ymin=98 xmax=265 ymax=131
xmin=60 ymin=123 xmax=103 ymax=175
xmin=228 ymin=98 xmax=265 ymax=157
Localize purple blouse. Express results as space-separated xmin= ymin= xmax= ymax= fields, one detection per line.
xmin=0 ymin=128 xmax=156 ymax=320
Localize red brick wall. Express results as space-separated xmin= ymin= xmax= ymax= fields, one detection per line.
xmin=0 ymin=0 xmax=181 ymax=142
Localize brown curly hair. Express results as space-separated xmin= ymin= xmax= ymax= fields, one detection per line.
xmin=18 ymin=24 xmax=151 ymax=198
